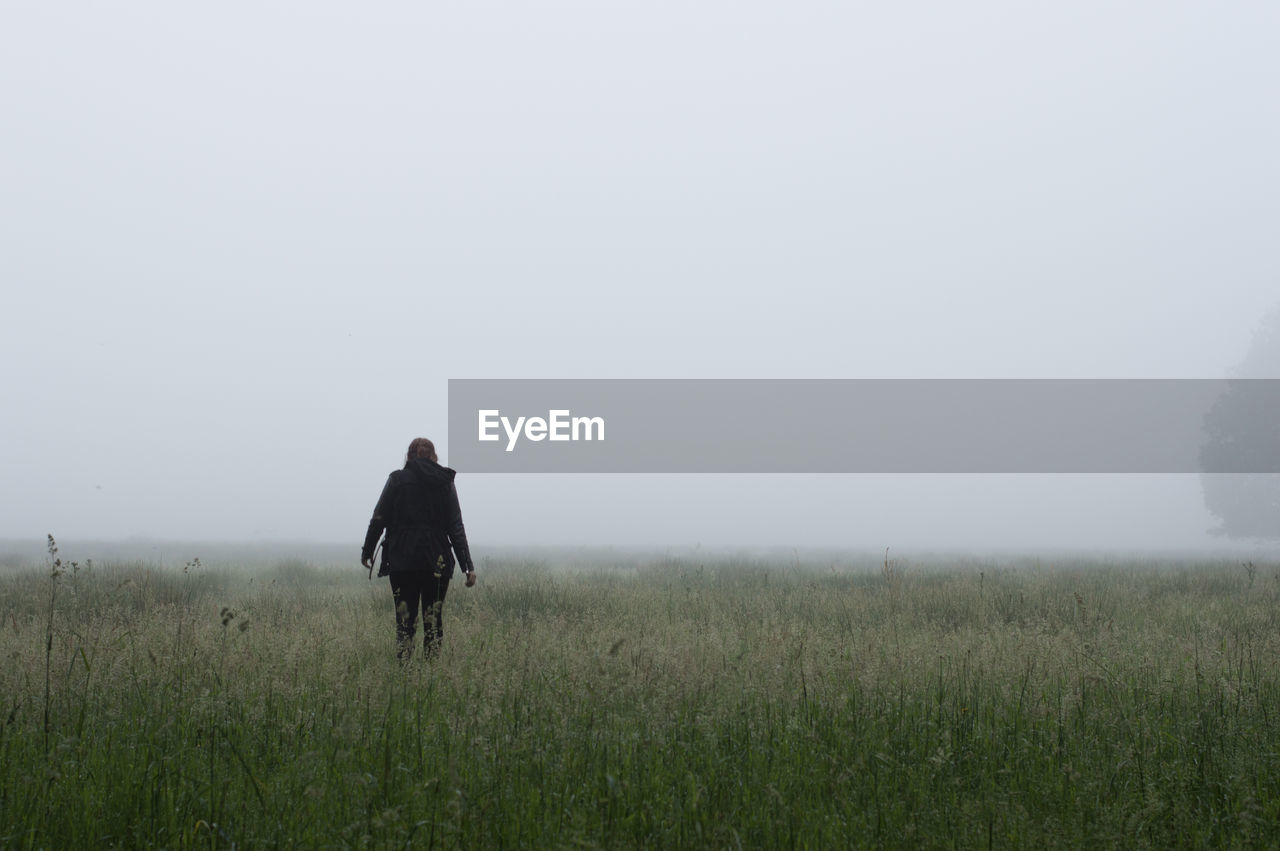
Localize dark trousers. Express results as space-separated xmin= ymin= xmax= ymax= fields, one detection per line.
xmin=389 ymin=570 xmax=451 ymax=659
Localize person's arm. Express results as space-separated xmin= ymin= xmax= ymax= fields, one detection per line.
xmin=445 ymin=482 xmax=475 ymax=582
xmin=361 ymin=474 xmax=395 ymax=566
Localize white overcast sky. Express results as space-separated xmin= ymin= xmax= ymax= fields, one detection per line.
xmin=2 ymin=2 xmax=1277 ymax=553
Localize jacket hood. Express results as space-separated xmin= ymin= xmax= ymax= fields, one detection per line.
xmin=404 ymin=456 xmax=457 ymax=487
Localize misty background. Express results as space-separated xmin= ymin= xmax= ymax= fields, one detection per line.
xmin=2 ymin=3 xmax=1278 ymax=557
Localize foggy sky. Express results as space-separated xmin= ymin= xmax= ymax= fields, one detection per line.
xmin=3 ymin=3 xmax=1278 ymax=552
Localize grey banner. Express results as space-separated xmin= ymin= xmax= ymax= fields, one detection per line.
xmin=446 ymin=379 xmax=1280 ymax=473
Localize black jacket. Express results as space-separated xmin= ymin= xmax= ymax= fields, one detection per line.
xmin=361 ymin=458 xmax=474 ymax=578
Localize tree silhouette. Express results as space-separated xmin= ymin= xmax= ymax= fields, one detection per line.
xmin=1200 ymin=304 xmax=1280 ymax=539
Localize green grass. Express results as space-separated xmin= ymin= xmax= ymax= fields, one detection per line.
xmin=2 ymin=552 xmax=1279 ymax=848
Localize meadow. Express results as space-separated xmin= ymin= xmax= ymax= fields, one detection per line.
xmin=2 ymin=544 xmax=1279 ymax=848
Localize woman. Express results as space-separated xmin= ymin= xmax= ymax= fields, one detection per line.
xmin=361 ymin=438 xmax=476 ymax=660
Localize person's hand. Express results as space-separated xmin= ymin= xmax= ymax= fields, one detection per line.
xmin=362 ymin=557 xmax=373 ymax=570
xmin=465 ymin=570 xmax=476 ymax=587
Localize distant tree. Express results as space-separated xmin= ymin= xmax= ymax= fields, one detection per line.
xmin=1200 ymin=304 xmax=1280 ymax=540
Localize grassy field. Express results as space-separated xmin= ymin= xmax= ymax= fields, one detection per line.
xmin=2 ymin=546 xmax=1279 ymax=848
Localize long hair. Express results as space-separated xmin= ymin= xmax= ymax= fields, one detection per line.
xmin=405 ymin=437 xmax=438 ymax=464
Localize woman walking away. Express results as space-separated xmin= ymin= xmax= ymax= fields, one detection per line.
xmin=362 ymin=438 xmax=476 ymax=660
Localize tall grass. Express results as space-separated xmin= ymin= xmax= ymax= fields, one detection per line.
xmin=1 ymin=553 xmax=1279 ymax=847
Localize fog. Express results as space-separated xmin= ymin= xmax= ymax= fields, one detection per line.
xmin=3 ymin=3 xmax=1278 ymax=556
